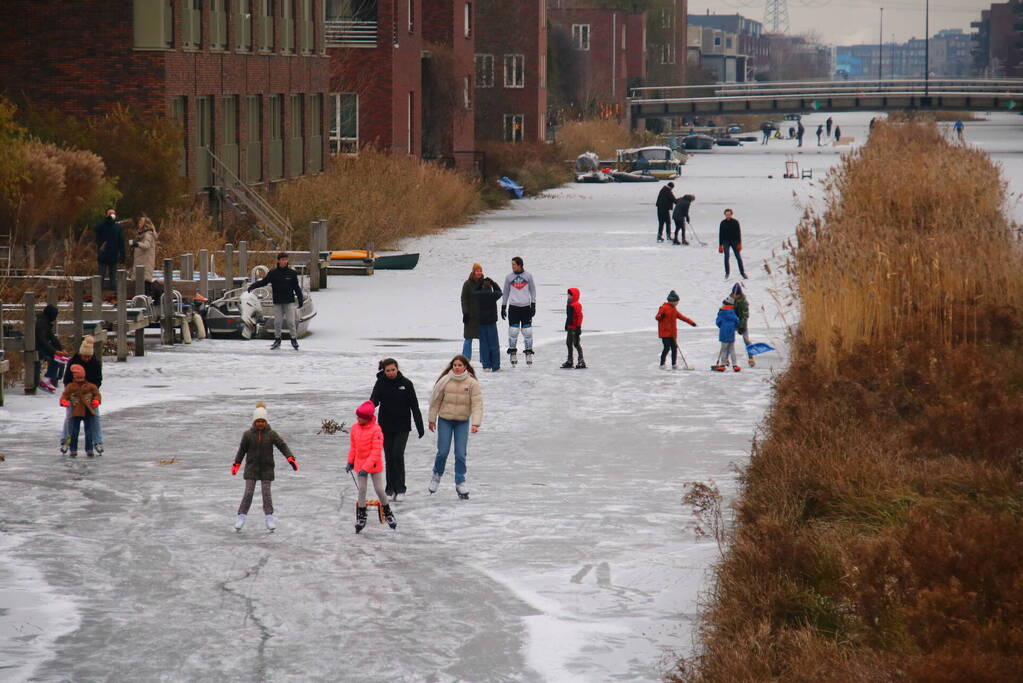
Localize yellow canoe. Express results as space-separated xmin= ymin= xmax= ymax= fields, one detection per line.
xmin=330 ymin=250 xmax=372 ymax=260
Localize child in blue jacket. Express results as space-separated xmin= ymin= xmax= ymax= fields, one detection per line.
xmin=713 ymin=297 xmax=741 ymax=372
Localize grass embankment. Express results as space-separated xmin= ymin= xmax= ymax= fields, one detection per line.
xmin=674 ymin=121 xmax=1023 ymax=681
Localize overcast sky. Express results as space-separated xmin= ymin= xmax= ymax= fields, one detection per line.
xmin=687 ymin=0 xmax=991 ymax=46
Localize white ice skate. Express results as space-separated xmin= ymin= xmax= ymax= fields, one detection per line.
xmin=456 ymin=481 xmax=470 ymax=500
xmin=428 ymin=472 xmax=441 ymax=494
xmin=524 ymin=349 xmax=534 ymax=365
xmin=265 ymin=514 xmax=276 ymax=532
xmin=234 ymin=514 xmax=246 ymax=532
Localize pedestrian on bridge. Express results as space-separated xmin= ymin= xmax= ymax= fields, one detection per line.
xmin=826 ymin=117 xmax=833 ymax=137
xmin=816 ymin=124 xmax=823 ymax=146
xmin=834 ymin=125 xmax=842 ymax=143
xmin=797 ymin=121 xmax=805 ymax=147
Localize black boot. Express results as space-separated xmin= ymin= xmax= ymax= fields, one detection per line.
xmin=382 ymin=504 xmax=397 ymax=529
xmin=355 ymin=505 xmax=367 ymax=533
xmin=561 ymin=359 xmax=574 ymax=369
xmin=270 ymin=338 xmax=282 ymax=350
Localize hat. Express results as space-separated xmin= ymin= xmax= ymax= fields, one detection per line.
xmin=667 ymin=182 xmax=675 ymax=188
xmin=355 ymin=401 xmax=375 ymax=420
xmin=252 ymin=401 xmax=268 ymax=422
xmin=79 ymin=335 xmax=95 ymax=357
xmin=277 ymin=252 xmax=289 ymax=260
xmin=70 ymin=364 xmax=85 ymax=379
xmin=724 ymin=296 xmax=735 ymax=305
xmin=731 ymin=283 xmax=744 ymax=297
xmin=667 ymin=290 xmax=679 ymax=302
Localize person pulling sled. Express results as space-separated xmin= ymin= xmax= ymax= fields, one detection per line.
xmin=347 ymin=401 xmax=396 ymax=533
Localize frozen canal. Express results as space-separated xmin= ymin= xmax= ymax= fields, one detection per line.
xmin=3 ymin=112 xmax=1022 ymax=682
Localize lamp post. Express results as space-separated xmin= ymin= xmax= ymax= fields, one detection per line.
xmin=925 ymin=0 xmax=930 ymax=95
xmin=879 ymin=7 xmax=884 ymax=83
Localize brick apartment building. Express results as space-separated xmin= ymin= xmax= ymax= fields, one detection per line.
xmin=548 ymin=6 xmax=646 ymax=115
xmin=688 ymin=12 xmax=767 ymax=81
xmin=644 ymin=0 xmax=688 ymax=87
xmin=0 ymin=0 xmax=331 ymax=192
xmin=326 ymin=0 xmax=422 ymax=155
xmin=972 ymin=0 xmax=1023 ymax=77
xmin=474 ymin=0 xmax=548 ymax=143
xmin=422 ymin=0 xmax=477 ymax=171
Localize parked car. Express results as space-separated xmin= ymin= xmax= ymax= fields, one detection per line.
xmin=784 ymin=113 xmax=802 ymax=121
xmin=727 ymin=124 xmax=742 ymax=134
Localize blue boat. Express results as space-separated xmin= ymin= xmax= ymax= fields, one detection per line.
xmin=499 ymin=176 xmax=525 ymax=199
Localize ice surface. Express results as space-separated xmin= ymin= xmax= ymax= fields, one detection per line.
xmin=3 ymin=112 xmax=1023 ymax=682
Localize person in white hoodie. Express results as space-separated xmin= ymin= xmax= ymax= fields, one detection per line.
xmin=500 ymin=256 xmax=537 ymax=366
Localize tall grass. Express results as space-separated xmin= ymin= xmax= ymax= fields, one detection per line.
xmin=555 ymin=119 xmax=659 ymax=158
xmin=273 ymin=149 xmax=483 ymax=249
xmin=673 ymin=121 xmax=1023 ymax=681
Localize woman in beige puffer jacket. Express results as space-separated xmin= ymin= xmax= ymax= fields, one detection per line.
xmin=427 ymin=354 xmax=482 ymax=498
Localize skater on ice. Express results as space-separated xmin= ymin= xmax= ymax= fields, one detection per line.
xmin=346 ymin=401 xmax=397 ymax=533
xmin=460 ymin=263 xmax=484 ymax=360
xmin=247 ymin=252 xmax=304 ymax=350
xmin=474 ymin=276 xmax=504 ymax=372
xmin=562 ymin=288 xmax=586 ymax=369
xmin=427 ymin=355 xmax=483 ymax=498
xmin=712 ymin=298 xmax=741 ymax=373
xmin=718 ymin=209 xmax=747 ymax=280
xmin=730 ymin=283 xmax=756 ymax=367
xmin=59 ymin=364 xmax=101 ymax=457
xmin=655 ymin=290 xmax=697 ymax=370
xmin=370 ymin=358 xmax=425 ymax=502
xmin=61 ymin=335 xmax=103 ymax=454
xmin=672 ymin=194 xmax=695 ymax=245
xmin=35 ymin=303 xmax=67 ymax=393
xmin=501 ymin=256 xmax=536 ymax=366
xmin=655 ymin=182 xmax=676 ymax=242
xmin=231 ymin=402 xmax=298 ymax=532
xmin=816 ymin=124 xmax=824 ymax=146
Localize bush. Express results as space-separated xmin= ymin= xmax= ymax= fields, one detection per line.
xmin=479 ymin=140 xmax=571 ymax=197
xmin=556 ymin=119 xmax=658 ymax=159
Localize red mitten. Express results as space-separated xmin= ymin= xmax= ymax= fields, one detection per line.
xmin=287 ymin=456 xmax=298 ymax=471
xmin=60 ymin=398 xmax=70 ymax=407
xmin=91 ymin=400 xmax=100 ymax=408
xmin=738 ymin=243 xmax=743 ymax=252
xmin=690 ymin=321 xmax=697 ymax=327
xmin=718 ymin=245 xmax=724 ymax=254
xmin=231 ymin=462 xmax=240 ymax=475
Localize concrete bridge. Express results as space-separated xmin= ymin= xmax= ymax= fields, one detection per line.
xmin=628 ymin=79 xmax=1023 ymax=128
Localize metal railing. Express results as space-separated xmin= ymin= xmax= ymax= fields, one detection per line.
xmin=208 ymin=149 xmax=292 ymax=246
xmin=630 ymin=78 xmax=1023 ymax=101
xmin=324 ymin=20 xmax=378 ymax=47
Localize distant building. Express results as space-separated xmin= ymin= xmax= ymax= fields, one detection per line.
xmin=687 ymin=25 xmax=748 ymax=83
xmin=422 ymin=0 xmax=477 ymax=172
xmin=765 ymin=34 xmax=831 ymax=81
xmin=0 ymin=0 xmax=330 ymax=191
xmin=475 ymin=0 xmax=548 ymax=143
xmin=644 ymin=0 xmax=689 ymax=88
xmin=688 ymin=12 xmax=767 ymax=79
xmin=836 ymin=29 xmax=973 ymax=81
xmin=971 ymin=1 xmax=1023 ymax=77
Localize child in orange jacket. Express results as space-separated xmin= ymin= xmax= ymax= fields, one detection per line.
xmin=655 ymin=290 xmax=697 ymax=369
xmin=59 ymin=364 xmax=100 ymax=457
xmin=347 ymin=401 xmax=396 ymax=533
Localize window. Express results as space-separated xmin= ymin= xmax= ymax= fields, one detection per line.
xmin=238 ymin=0 xmax=253 ymax=51
xmin=290 ymin=93 xmax=303 ymax=175
xmin=725 ymin=37 xmax=733 ymax=49
xmin=540 ymin=53 xmax=546 ymax=89
xmin=408 ymin=0 xmax=414 ymax=33
xmin=171 ymin=96 xmax=187 ymax=177
xmin=301 ymin=0 xmax=314 ymax=52
xmin=659 ymin=43 xmax=675 ymax=64
xmin=503 ymin=114 xmax=524 ymax=143
xmin=330 ymin=92 xmax=358 ymax=153
xmin=269 ymin=94 xmax=284 ymax=179
xmin=407 ymin=90 xmax=415 ymax=155
xmin=309 ymin=93 xmax=323 ymax=171
xmin=660 ymin=9 xmax=672 ymax=29
xmin=246 ymin=95 xmax=263 ymax=182
xmin=572 ymin=24 xmax=589 ymax=51
xmin=261 ymin=0 xmax=274 ymax=51
xmin=463 ymin=76 xmax=471 ymax=109
xmin=281 ymin=0 xmax=295 ymax=53
xmin=621 ymin=26 xmax=626 ymax=50
xmin=714 ymin=35 xmax=721 ymax=47
xmin=504 ymin=54 xmax=524 ymax=88
xmin=184 ymin=0 xmax=203 ymax=48
xmin=464 ymin=2 xmax=472 ymax=38
xmin=222 ymin=95 xmax=239 ymax=146
xmin=475 ymin=54 xmax=494 ymax=87
xmin=211 ymin=0 xmax=227 ymax=49
xmin=133 ymin=0 xmax=174 ymax=49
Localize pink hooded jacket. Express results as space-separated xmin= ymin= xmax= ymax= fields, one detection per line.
xmin=347 ymin=417 xmax=384 ymax=474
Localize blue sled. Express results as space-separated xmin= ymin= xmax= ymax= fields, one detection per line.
xmin=746 ymin=342 xmax=775 ymax=357
xmin=499 ymin=176 xmax=525 ymax=199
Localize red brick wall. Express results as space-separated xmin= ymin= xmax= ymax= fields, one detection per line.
xmin=549 ymin=8 xmax=631 ymax=110
xmin=474 ymin=0 xmax=548 ymax=143
xmin=423 ymin=0 xmax=476 ymax=170
xmin=645 ymin=0 xmax=688 ymax=86
xmin=626 ymin=12 xmax=647 ymax=85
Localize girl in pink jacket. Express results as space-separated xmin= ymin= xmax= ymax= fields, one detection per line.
xmin=347 ymin=401 xmax=397 ymax=533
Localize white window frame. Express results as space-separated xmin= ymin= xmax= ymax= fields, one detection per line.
xmin=463 ymin=76 xmax=471 ymax=109
xmin=572 ymin=24 xmax=590 ymax=51
xmin=660 ymin=43 xmax=676 ymax=65
xmin=330 ymin=92 xmax=358 ymax=154
xmin=503 ymin=113 xmax=524 ymax=143
xmin=504 ymin=54 xmax=525 ymax=88
xmin=464 ymin=2 xmax=471 ymax=37
xmin=660 ymin=8 xmax=672 ymax=29
xmin=408 ymin=0 xmax=414 ymax=34
xmin=540 ymin=53 xmax=546 ymax=89
xmin=475 ymin=53 xmax=494 ymax=88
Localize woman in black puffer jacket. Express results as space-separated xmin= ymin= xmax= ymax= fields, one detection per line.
xmin=370 ymin=358 xmax=425 ymax=501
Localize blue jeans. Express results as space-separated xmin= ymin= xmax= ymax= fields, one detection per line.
xmin=69 ymin=415 xmax=95 ymax=453
xmin=461 ymin=338 xmax=475 ymax=360
xmin=478 ymin=323 xmax=501 ymax=370
xmin=722 ymin=242 xmax=746 ymax=278
xmin=62 ymin=406 xmax=103 ymax=444
xmin=434 ymin=418 xmax=469 ymax=484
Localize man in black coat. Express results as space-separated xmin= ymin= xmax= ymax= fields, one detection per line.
xmin=248 ymin=252 xmax=305 ymax=350
xmin=718 ymin=208 xmax=747 ymax=280
xmin=35 ymin=304 xmax=66 ymax=392
xmin=655 ymin=182 xmax=676 ymax=243
xmin=94 ymin=209 xmax=126 ymax=290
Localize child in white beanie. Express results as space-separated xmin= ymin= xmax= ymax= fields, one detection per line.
xmin=231 ymin=402 xmax=298 ymax=532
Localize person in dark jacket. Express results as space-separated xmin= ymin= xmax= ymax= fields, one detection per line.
xmin=231 ymin=402 xmax=297 ymax=532
xmin=796 ymin=121 xmax=805 ymax=147
xmin=718 ymin=208 xmax=747 ymax=280
xmin=826 ymin=116 xmax=833 ymax=137
xmin=370 ymin=358 xmax=425 ymax=501
xmin=816 ymin=124 xmax=824 ymax=146
xmin=248 ymin=252 xmax=305 ymax=350
xmin=475 ymin=277 xmax=503 ymax=371
xmin=655 ymin=182 xmax=676 ymax=242
xmin=460 ymin=263 xmax=484 ymax=360
xmin=60 ymin=335 xmax=104 ymax=454
xmin=672 ymin=194 xmax=695 ymax=245
xmin=35 ymin=303 xmax=66 ymax=392
xmin=834 ymin=125 xmax=842 ymax=143
xmin=94 ymin=209 xmax=126 ymax=290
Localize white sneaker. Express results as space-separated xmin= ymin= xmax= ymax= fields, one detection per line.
xmin=659 ymin=364 xmax=667 ymax=370
xmin=428 ymin=472 xmax=441 ymax=494
xmin=265 ymin=514 xmax=276 ymax=531
xmin=234 ymin=514 xmax=246 ymax=531
xmin=672 ymin=364 xmax=680 ymax=370
xmin=456 ymin=482 xmax=469 ymax=498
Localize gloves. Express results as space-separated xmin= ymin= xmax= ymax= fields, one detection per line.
xmin=501 ymin=305 xmax=507 ymax=320
xmin=718 ymin=245 xmax=724 ymax=254
xmin=738 ymin=243 xmax=742 ymax=252
xmin=91 ymin=400 xmax=100 ymax=408
xmin=287 ymin=456 xmax=298 ymax=471
xmin=60 ymin=398 xmax=70 ymax=407
xmin=530 ymin=302 xmax=536 ymax=317
xmin=690 ymin=321 xmax=698 ymax=327
xmin=462 ymin=314 xmax=468 ymax=324
xmin=417 ymin=428 xmax=425 ymax=439
xmin=231 ymin=462 xmax=241 ymax=475
xmin=345 ymin=462 xmax=354 ymax=473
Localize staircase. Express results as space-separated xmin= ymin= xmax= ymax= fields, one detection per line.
xmin=208 ymin=150 xmax=292 ymax=246
xmin=0 ymin=233 xmax=11 ymax=277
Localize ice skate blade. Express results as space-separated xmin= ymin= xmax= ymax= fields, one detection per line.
xmin=457 ymin=493 xmax=470 ymax=500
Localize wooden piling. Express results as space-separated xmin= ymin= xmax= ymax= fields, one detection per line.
xmin=116 ymin=269 xmax=128 ymax=362
xmin=162 ymin=258 xmax=175 ymax=344
xmin=309 ymin=222 xmax=321 ymax=292
xmin=224 ymin=243 xmax=235 ymax=291
xmin=238 ymin=241 xmax=248 ymax=280
xmin=198 ymin=249 xmax=209 ymax=299
xmin=72 ymin=279 xmax=85 ymax=353
xmin=46 ymin=285 xmax=58 ymax=307
xmin=91 ymin=275 xmax=103 ymax=317
xmin=182 ymin=252 xmax=194 ymax=282
xmin=23 ymin=291 xmax=36 ymax=394
xmin=0 ymin=301 xmax=6 ymax=407
xmin=134 ymin=265 xmax=146 ymax=356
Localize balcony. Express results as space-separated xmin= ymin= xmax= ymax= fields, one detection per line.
xmin=325 ymin=20 xmax=378 ymax=47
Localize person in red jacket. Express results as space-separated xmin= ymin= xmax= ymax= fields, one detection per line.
xmin=655 ymin=290 xmax=697 ymax=369
xmin=346 ymin=401 xmax=396 ymax=533
xmin=561 ymin=287 xmax=586 ymax=369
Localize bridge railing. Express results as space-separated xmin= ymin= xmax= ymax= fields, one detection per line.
xmin=629 ymin=79 xmax=1023 ymax=101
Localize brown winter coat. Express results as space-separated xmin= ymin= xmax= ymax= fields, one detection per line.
xmin=132 ymin=220 xmax=158 ymax=282
xmin=234 ymin=425 xmax=294 ymax=481
xmin=428 ymin=372 xmax=483 ymax=426
xmin=60 ymin=380 xmax=101 ymax=418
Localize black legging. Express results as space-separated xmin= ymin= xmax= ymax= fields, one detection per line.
xmin=98 ymin=260 xmax=117 ymax=290
xmin=566 ymin=329 xmax=583 ymax=362
xmin=657 ymin=209 xmax=671 ymax=240
xmin=673 ymin=217 xmax=687 ymax=242
xmin=660 ymin=337 xmax=678 ymax=365
xmin=383 ymin=430 xmax=410 ymax=495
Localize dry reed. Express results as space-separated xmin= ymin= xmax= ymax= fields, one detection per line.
xmin=555 ymin=119 xmax=659 ymax=158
